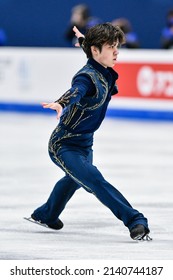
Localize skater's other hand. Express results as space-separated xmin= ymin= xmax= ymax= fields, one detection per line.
xmin=73 ymin=26 xmax=84 ymax=39
xmin=42 ymin=102 xmax=63 ymax=119
xmin=73 ymin=26 xmax=84 ymax=47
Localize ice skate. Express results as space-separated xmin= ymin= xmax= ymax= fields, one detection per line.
xmin=130 ymin=224 xmax=152 ymax=241
xmin=24 ymin=214 xmax=64 ymax=230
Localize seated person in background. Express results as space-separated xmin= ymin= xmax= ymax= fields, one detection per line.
xmin=65 ymin=4 xmax=101 ymax=46
xmin=160 ymin=9 xmax=173 ymax=49
xmin=112 ymin=18 xmax=139 ymax=48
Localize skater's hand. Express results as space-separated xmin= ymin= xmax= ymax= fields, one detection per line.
xmin=73 ymin=26 xmax=84 ymax=47
xmin=42 ymin=102 xmax=63 ymax=119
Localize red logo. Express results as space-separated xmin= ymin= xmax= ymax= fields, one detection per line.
xmin=114 ymin=63 xmax=173 ymax=99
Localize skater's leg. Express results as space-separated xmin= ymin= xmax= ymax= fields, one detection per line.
xmin=32 ymin=147 xmax=93 ymax=225
xmin=32 ymin=175 xmax=81 ymax=224
xmin=55 ymin=149 xmax=149 ymax=231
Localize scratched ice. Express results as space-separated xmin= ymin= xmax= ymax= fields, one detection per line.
xmin=0 ymin=113 xmax=173 ymax=260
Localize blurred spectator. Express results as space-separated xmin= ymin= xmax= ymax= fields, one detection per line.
xmin=160 ymin=8 xmax=173 ymax=49
xmin=0 ymin=27 xmax=7 ymax=46
xmin=64 ymin=3 xmax=102 ymax=47
xmin=112 ymin=18 xmax=139 ymax=48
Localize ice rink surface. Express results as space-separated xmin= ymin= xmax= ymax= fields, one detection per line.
xmin=0 ymin=112 xmax=173 ymax=260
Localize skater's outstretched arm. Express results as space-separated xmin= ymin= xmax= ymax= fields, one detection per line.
xmin=42 ymin=27 xmax=89 ymax=119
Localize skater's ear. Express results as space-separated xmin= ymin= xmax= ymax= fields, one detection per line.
xmin=91 ymin=45 xmax=100 ymax=56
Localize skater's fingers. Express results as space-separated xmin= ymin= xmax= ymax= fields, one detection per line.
xmin=73 ymin=26 xmax=79 ymax=37
xmin=42 ymin=102 xmax=55 ymax=109
xmin=42 ymin=102 xmax=50 ymax=108
xmin=73 ymin=26 xmax=84 ymax=39
xmin=56 ymin=107 xmax=63 ymax=119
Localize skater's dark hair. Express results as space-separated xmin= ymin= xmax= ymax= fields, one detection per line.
xmin=81 ymin=22 xmax=125 ymax=58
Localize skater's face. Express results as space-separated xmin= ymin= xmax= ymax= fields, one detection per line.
xmin=91 ymin=40 xmax=119 ymax=68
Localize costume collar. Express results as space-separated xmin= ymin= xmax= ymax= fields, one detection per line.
xmin=87 ymin=58 xmax=118 ymax=81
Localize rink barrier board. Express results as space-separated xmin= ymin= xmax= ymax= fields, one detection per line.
xmin=0 ymin=48 xmax=173 ymax=121
xmin=0 ymin=101 xmax=173 ymax=121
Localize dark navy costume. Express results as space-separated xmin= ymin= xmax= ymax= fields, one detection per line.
xmin=33 ymin=58 xmax=149 ymax=232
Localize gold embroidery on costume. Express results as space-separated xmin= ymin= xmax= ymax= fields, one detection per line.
xmin=62 ymin=105 xmax=78 ymax=126
xmin=50 ymin=148 xmax=94 ymax=194
xmin=57 ymin=88 xmax=78 ymax=108
xmin=49 ymin=128 xmax=81 ymax=153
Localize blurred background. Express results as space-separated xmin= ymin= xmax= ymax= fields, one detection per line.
xmin=0 ymin=0 xmax=173 ymax=119
xmin=0 ymin=0 xmax=173 ymax=49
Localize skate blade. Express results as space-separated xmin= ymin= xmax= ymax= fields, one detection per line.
xmin=134 ymin=234 xmax=152 ymax=242
xmin=23 ymin=217 xmax=49 ymax=229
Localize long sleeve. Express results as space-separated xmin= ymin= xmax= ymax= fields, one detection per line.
xmin=55 ymin=74 xmax=95 ymax=108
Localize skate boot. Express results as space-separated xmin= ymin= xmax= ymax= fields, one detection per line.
xmin=130 ymin=224 xmax=152 ymax=241
xmin=29 ymin=213 xmax=64 ymax=230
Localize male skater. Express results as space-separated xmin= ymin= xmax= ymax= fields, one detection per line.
xmin=29 ymin=23 xmax=150 ymax=240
